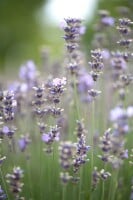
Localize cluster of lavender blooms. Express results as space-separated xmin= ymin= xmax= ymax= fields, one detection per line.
xmin=62 ymin=18 xmax=104 ymax=104
xmin=92 ymin=167 xmax=111 ymax=190
xmin=0 ymin=185 xmax=6 ymax=200
xmin=62 ymin=18 xmax=85 ymax=75
xmin=6 ymin=167 xmax=24 ymax=200
xmin=0 ymin=91 xmax=17 ymax=139
xmin=88 ymin=10 xmax=133 ymax=194
xmin=73 ymin=120 xmax=90 ymax=174
xmin=18 ymin=134 xmax=31 ymax=152
xmin=98 ymin=10 xmax=115 ymax=27
xmin=89 ymin=49 xmax=104 ymax=81
xmin=32 ymin=77 xmax=67 ymax=153
xmin=98 ymin=128 xmax=128 ymax=168
xmin=101 ymin=17 xmax=133 ymax=169
xmin=19 ymin=60 xmax=38 ymax=89
xmin=110 ymin=17 xmax=133 ymax=99
xmin=59 ymin=141 xmax=75 ymax=183
xmin=42 ymin=125 xmax=60 ymax=153
xmin=59 ymin=120 xmax=90 ymax=184
xmin=0 ymin=9 xmax=133 ymax=200
xmin=117 ymin=18 xmax=133 ymax=48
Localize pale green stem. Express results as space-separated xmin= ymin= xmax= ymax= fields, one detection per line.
xmin=101 ymin=180 xmax=105 ymax=200
xmin=90 ymin=100 xmax=95 ymax=200
xmin=109 ymin=169 xmax=119 ymax=200
xmin=73 ymin=75 xmax=80 ymax=120
xmin=62 ymin=185 xmax=67 ymax=200
xmin=0 ymin=167 xmax=9 ymax=200
xmin=78 ymin=168 xmax=83 ymax=200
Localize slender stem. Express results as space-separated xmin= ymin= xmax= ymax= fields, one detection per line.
xmin=78 ymin=168 xmax=83 ymax=200
xmin=0 ymin=167 xmax=9 ymax=200
xmin=90 ymin=101 xmax=95 ymax=200
xmin=62 ymin=185 xmax=67 ymax=200
xmin=91 ymin=101 xmax=95 ymax=176
xmin=109 ymin=169 xmax=119 ymax=200
xmin=26 ymin=156 xmax=33 ymax=199
xmin=111 ymin=170 xmax=119 ymax=200
xmin=101 ymin=180 xmax=105 ymax=200
xmin=73 ymin=75 xmax=80 ymax=120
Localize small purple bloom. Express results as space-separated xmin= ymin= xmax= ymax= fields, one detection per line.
xmin=79 ymin=26 xmax=86 ymax=34
xmin=18 ymin=138 xmax=26 ymax=152
xmin=19 ymin=60 xmax=37 ymax=81
xmin=52 ymin=77 xmax=66 ymax=87
xmin=101 ymin=16 xmax=115 ymax=26
xmin=18 ymin=135 xmax=30 ymax=151
xmin=0 ymin=185 xmax=7 ymax=199
xmin=110 ymin=107 xmax=126 ymax=121
xmin=20 ymin=83 xmax=28 ymax=93
xmin=54 ymin=132 xmax=60 ymax=141
xmin=78 ymin=71 xmax=94 ymax=93
xmin=111 ymin=57 xmax=127 ymax=70
xmin=42 ymin=133 xmax=51 ymax=143
xmin=2 ymin=126 xmax=15 ymax=138
xmin=101 ymin=49 xmax=110 ymax=59
xmin=2 ymin=126 xmax=10 ymax=134
xmin=120 ymin=149 xmax=128 ymax=159
xmin=8 ymin=82 xmax=20 ymax=92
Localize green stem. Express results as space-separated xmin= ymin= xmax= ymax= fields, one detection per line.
xmin=78 ymin=168 xmax=83 ymax=200
xmin=62 ymin=185 xmax=67 ymax=200
xmin=39 ymin=141 xmax=43 ymax=200
xmin=0 ymin=167 xmax=9 ymax=200
xmin=26 ymin=157 xmax=33 ymax=199
xmin=101 ymin=180 xmax=105 ymax=200
xmin=109 ymin=169 xmax=119 ymax=200
xmin=73 ymin=75 xmax=80 ymax=120
xmin=91 ymin=101 xmax=95 ymax=176
xmin=90 ymin=101 xmax=95 ymax=200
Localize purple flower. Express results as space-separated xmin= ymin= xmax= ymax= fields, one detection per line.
xmin=0 ymin=185 xmax=7 ymax=199
xmin=42 ymin=126 xmax=60 ymax=145
xmin=2 ymin=126 xmax=10 ymax=134
xmin=79 ymin=26 xmax=86 ymax=34
xmin=2 ymin=126 xmax=15 ymax=138
xmin=88 ymin=89 xmax=101 ymax=98
xmin=6 ymin=166 xmax=24 ymax=197
xmin=42 ymin=133 xmax=51 ymax=143
xmin=18 ymin=136 xmax=30 ymax=152
xmin=52 ymin=77 xmax=66 ymax=87
xmin=101 ymin=16 xmax=115 ymax=26
xmin=54 ymin=131 xmax=60 ymax=141
xmin=8 ymin=82 xmax=20 ymax=92
xmin=120 ymin=149 xmax=128 ymax=159
xmin=101 ymin=49 xmax=110 ymax=60
xmin=78 ymin=71 xmax=94 ymax=93
xmin=110 ymin=106 xmax=126 ymax=122
xmin=19 ymin=60 xmax=37 ymax=81
xmin=111 ymin=57 xmax=127 ymax=70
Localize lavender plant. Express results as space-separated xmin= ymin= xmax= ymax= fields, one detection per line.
xmin=0 ymin=8 xmax=133 ymax=200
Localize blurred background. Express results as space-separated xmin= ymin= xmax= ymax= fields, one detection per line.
xmin=0 ymin=0 xmax=132 ymax=70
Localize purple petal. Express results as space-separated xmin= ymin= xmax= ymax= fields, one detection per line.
xmin=18 ymin=138 xmax=26 ymax=151
xmin=42 ymin=134 xmax=51 ymax=142
xmin=54 ymin=132 xmax=60 ymax=141
xmin=2 ymin=126 xmax=10 ymax=134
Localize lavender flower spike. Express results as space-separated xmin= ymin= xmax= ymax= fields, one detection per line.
xmin=6 ymin=166 xmax=24 ymax=199
xmin=0 ymin=185 xmax=7 ymax=200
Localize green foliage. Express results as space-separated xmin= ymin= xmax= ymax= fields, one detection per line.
xmin=0 ymin=0 xmax=47 ymax=67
